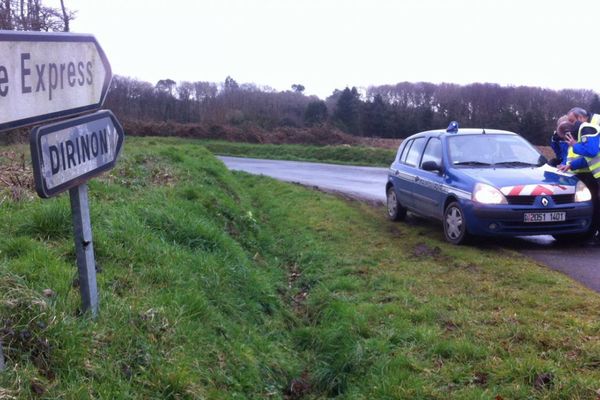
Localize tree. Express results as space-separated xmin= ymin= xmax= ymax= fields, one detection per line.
xmin=334 ymin=87 xmax=361 ymax=135
xmin=519 ymin=110 xmax=546 ymax=144
xmin=193 ymin=81 xmax=217 ymax=101
xmin=102 ymin=73 xmax=599 ymax=145
xmin=362 ymin=94 xmax=391 ymax=137
xmin=291 ymin=84 xmax=305 ymax=94
xmin=589 ymin=94 xmax=600 ymax=115
xmin=304 ymin=100 xmax=328 ymax=126
xmin=0 ymin=0 xmax=12 ymax=29
xmin=0 ymin=0 xmax=73 ymax=31
xmin=176 ymin=81 xmax=195 ymax=122
xmin=59 ymin=0 xmax=75 ymax=32
xmin=177 ymin=81 xmax=194 ymax=101
xmin=154 ymin=79 xmax=177 ymax=121
xmin=155 ymin=79 xmax=176 ymax=96
xmin=224 ymin=76 xmax=239 ymax=92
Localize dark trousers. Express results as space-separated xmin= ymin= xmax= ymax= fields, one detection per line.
xmin=576 ymin=172 xmax=600 ymax=235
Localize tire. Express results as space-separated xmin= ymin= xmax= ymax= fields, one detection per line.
xmin=443 ymin=201 xmax=470 ymax=245
xmin=386 ymin=186 xmax=407 ymax=221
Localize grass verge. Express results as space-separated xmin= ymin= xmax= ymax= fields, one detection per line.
xmin=201 ymin=140 xmax=396 ymax=167
xmin=0 ymin=136 xmax=599 ymax=399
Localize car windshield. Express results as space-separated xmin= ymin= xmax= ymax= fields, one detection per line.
xmin=448 ymin=134 xmax=542 ymax=167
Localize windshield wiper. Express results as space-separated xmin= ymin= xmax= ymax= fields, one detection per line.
xmin=493 ymin=161 xmax=538 ymax=167
xmin=453 ymin=161 xmax=492 ymax=166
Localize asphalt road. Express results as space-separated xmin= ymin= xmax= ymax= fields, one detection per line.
xmin=219 ymin=156 xmax=600 ymax=293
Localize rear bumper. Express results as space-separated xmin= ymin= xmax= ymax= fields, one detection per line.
xmin=462 ymin=201 xmax=593 ymax=236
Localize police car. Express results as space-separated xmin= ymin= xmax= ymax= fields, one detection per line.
xmin=386 ymin=123 xmax=594 ymax=244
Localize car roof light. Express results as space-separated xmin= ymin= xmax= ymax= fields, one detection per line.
xmin=446 ymin=121 xmax=459 ymax=133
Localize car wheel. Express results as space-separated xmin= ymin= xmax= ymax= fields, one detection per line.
xmin=386 ymin=186 xmax=407 ymax=221
xmin=443 ymin=201 xmax=470 ymax=245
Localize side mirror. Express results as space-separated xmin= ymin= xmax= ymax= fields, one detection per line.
xmin=538 ymin=155 xmax=549 ymax=166
xmin=422 ymin=160 xmax=443 ymax=173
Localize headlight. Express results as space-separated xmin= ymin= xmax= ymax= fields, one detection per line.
xmin=472 ymin=183 xmax=507 ymax=204
xmin=575 ymin=180 xmax=592 ymax=202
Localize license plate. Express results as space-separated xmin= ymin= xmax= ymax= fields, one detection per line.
xmin=523 ymin=212 xmax=566 ymax=223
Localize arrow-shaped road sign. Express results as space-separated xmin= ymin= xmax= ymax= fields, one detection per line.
xmin=0 ymin=31 xmax=112 ymax=132
xmin=30 ymin=110 xmax=124 ymax=198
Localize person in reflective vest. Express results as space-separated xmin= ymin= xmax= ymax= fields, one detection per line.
xmin=563 ymin=108 xmax=600 ymax=173
xmin=559 ymin=108 xmax=600 ymax=240
xmin=564 ymin=124 xmax=600 ymax=177
xmin=565 ymin=108 xmax=594 ymax=173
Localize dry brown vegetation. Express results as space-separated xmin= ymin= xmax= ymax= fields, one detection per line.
xmin=0 ymin=120 xmax=558 ymax=167
xmin=0 ymin=150 xmax=34 ymax=202
xmin=122 ymin=120 xmax=555 ymax=155
xmin=122 ymin=120 xmax=364 ymax=146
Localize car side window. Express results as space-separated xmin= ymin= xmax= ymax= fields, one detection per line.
xmin=404 ymin=137 xmax=426 ymax=167
xmin=420 ymin=138 xmax=442 ymax=169
xmin=399 ymin=139 xmax=413 ymax=163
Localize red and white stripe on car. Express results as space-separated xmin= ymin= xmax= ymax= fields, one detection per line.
xmin=500 ymin=184 xmax=574 ymax=196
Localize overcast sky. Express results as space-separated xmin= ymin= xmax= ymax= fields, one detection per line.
xmin=47 ymin=0 xmax=600 ymax=99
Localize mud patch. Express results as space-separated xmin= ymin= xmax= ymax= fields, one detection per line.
xmin=442 ymin=320 xmax=459 ymax=333
xmin=149 ymin=164 xmax=176 ymax=187
xmin=287 ymin=263 xmax=309 ymax=315
xmin=452 ymin=261 xmax=481 ymax=272
xmin=413 ymin=242 xmax=441 ymax=258
xmin=387 ymin=225 xmax=404 ymax=238
xmin=472 ymin=371 xmax=488 ymax=386
xmin=285 ymin=370 xmax=312 ymax=399
xmin=1 ymin=318 xmax=54 ymax=380
xmin=533 ymin=372 xmax=554 ymax=390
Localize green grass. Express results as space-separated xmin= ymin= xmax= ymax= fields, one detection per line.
xmin=1 ymin=136 xmax=600 ymax=398
xmin=201 ymin=140 xmax=396 ymax=167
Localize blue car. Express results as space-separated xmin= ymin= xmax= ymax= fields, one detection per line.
xmin=386 ymin=126 xmax=594 ymax=244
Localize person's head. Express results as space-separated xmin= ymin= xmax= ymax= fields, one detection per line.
xmin=556 ymin=115 xmax=569 ymax=129
xmin=557 ymin=120 xmax=575 ymax=139
xmin=567 ymin=107 xmax=589 ymax=123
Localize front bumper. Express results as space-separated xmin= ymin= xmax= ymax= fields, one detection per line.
xmin=462 ymin=200 xmax=593 ymax=236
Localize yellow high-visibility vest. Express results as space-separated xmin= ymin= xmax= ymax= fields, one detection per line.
xmin=567 ymin=126 xmax=589 ymax=173
xmin=581 ymin=122 xmax=600 ymax=178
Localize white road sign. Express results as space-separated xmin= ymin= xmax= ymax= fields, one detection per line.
xmin=30 ymin=110 xmax=124 ymax=198
xmin=0 ymin=31 xmax=112 ymax=132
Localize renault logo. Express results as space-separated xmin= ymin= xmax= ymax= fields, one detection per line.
xmin=541 ymin=197 xmax=549 ymax=207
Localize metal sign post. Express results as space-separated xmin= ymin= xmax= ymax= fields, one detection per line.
xmin=69 ymin=184 xmax=98 ymax=317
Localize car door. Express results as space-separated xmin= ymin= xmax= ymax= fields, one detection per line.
xmin=390 ymin=139 xmax=414 ymax=209
xmin=391 ymin=137 xmax=427 ymax=211
xmin=411 ymin=137 xmax=445 ymax=218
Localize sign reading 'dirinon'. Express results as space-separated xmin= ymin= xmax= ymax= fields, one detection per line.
xmin=30 ymin=110 xmax=124 ymax=198
xmin=0 ymin=31 xmax=112 ymax=132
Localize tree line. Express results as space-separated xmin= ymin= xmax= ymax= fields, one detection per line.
xmin=105 ymin=76 xmax=600 ymax=145
xmin=3 ymin=0 xmax=600 ymax=146
xmin=0 ymin=0 xmax=73 ymax=31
